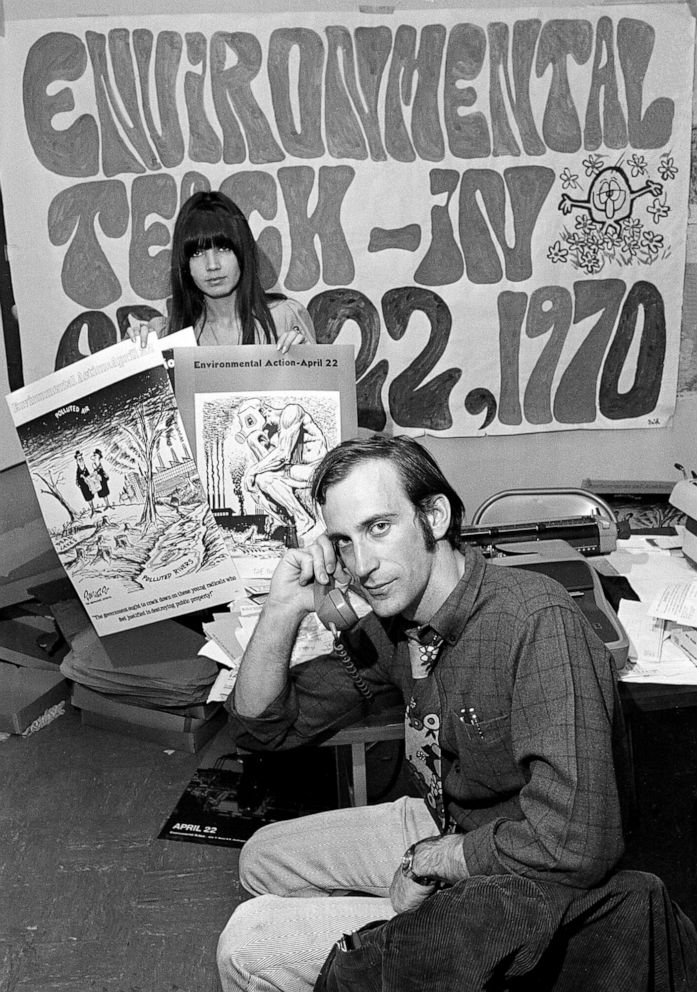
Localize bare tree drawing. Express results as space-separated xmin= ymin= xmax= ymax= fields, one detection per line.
xmin=109 ymin=394 xmax=180 ymax=529
xmin=35 ymin=469 xmax=78 ymax=524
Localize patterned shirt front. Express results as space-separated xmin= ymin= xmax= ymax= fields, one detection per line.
xmin=228 ymin=546 xmax=631 ymax=888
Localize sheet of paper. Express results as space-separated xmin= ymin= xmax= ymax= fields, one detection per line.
xmin=606 ymin=538 xmax=697 ymax=682
xmin=172 ymin=344 xmax=357 ymax=568
xmin=618 ymin=535 xmax=671 ymax=555
xmin=644 ymin=531 xmax=685 ymax=551
xmin=618 ymin=600 xmax=665 ymax=665
xmin=201 ymin=609 xmax=334 ymax=702
xmin=620 ymin=660 xmax=697 ymax=684
xmin=200 ymin=584 xmax=373 ymax=703
xmin=199 ymin=640 xmax=236 ymax=667
xmin=669 ymin=624 xmax=697 ymax=664
xmin=207 ymin=666 xmax=239 ymax=703
xmin=608 ymin=547 xmax=697 ymax=603
xmin=202 ymin=616 xmax=246 ymax=666
xmin=617 ymin=605 xmax=697 ymax=682
xmin=648 ymin=581 xmax=697 ymax=626
xmin=156 ymin=328 xmax=197 ymax=349
xmin=6 ymin=340 xmax=239 ymax=634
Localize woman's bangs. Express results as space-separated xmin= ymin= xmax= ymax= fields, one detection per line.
xmin=182 ymin=212 xmax=236 ymax=258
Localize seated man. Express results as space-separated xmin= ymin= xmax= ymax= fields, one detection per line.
xmin=217 ymin=434 xmax=633 ymax=992
xmin=238 ymin=398 xmax=328 ymax=538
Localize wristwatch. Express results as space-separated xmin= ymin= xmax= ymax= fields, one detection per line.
xmin=400 ymin=843 xmax=438 ymax=886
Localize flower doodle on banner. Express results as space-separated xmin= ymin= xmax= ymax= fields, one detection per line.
xmin=551 ymin=153 xmax=678 ymax=274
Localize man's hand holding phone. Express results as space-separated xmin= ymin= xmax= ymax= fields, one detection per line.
xmin=265 ymin=534 xmax=351 ymax=621
xmin=234 ymin=535 xmax=353 ymax=718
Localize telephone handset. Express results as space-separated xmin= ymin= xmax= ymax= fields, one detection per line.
xmin=313 ymin=575 xmax=359 ymax=632
xmin=312 ymin=576 xmax=372 ymax=699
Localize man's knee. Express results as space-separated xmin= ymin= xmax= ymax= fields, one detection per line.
xmin=238 ymin=819 xmax=295 ymax=894
xmin=238 ymin=823 xmax=273 ymax=894
xmin=217 ymin=894 xmax=277 ymax=983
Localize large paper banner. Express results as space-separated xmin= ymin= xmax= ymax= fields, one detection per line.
xmin=5 ymin=343 xmax=240 ymax=634
xmin=173 ymin=343 xmax=357 ymax=578
xmin=0 ymin=5 xmax=693 ymax=436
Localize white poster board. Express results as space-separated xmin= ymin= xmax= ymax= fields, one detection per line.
xmin=0 ymin=5 xmax=693 ymax=438
xmin=173 ymin=343 xmax=357 ymax=577
xmin=6 ymin=342 xmax=239 ymax=633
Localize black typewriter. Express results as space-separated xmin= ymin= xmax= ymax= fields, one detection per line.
xmin=460 ymin=489 xmax=630 ymax=668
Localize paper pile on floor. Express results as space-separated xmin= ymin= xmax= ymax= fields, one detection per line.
xmin=60 ymin=619 xmax=219 ymax=707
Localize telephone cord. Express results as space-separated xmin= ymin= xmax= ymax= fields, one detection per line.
xmin=331 ymin=626 xmax=374 ymax=700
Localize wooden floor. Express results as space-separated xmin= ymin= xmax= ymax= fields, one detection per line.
xmin=2 ymin=695 xmax=697 ymax=992
xmin=1 ymin=704 xmax=243 ymax=992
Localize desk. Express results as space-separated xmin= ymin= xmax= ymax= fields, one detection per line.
xmin=319 ymin=705 xmax=404 ymax=806
xmin=619 ymin=681 xmax=697 ymax=713
xmin=618 ymin=681 xmax=697 ymax=794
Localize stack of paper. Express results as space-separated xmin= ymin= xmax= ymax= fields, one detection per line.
xmin=612 ymin=530 xmax=697 ymax=683
xmin=59 ymin=618 xmax=219 ymax=707
xmin=200 ymin=584 xmax=370 ymax=704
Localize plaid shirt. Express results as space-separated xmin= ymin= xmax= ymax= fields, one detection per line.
xmin=227 ymin=546 xmax=630 ymax=888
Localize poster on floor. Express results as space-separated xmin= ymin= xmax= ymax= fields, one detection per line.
xmin=173 ymin=343 xmax=357 ymax=578
xmin=158 ymin=751 xmax=339 ymax=848
xmin=5 ymin=341 xmax=240 ymax=635
xmin=0 ymin=4 xmax=693 ymax=439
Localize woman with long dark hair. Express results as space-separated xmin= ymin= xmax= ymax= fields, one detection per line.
xmin=129 ymin=191 xmax=314 ymax=352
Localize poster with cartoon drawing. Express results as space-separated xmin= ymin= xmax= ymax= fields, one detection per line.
xmin=173 ymin=345 xmax=357 ymax=579
xmin=6 ymin=342 xmax=239 ymax=634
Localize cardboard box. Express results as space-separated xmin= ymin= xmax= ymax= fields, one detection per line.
xmin=71 ymin=684 xmax=225 ymax=753
xmin=0 ymin=663 xmax=69 ymax=734
xmin=0 ymin=615 xmax=64 ymax=672
xmin=76 ymin=689 xmax=219 ymax=721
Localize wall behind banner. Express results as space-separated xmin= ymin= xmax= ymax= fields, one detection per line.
xmin=2 ymin=0 xmax=697 ymax=519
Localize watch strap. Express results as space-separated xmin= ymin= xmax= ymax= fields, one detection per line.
xmin=401 ymin=843 xmax=437 ymax=886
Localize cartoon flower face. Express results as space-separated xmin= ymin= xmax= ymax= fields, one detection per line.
xmin=589 ymin=168 xmax=632 ymax=223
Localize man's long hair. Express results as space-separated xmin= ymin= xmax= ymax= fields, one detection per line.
xmin=311 ymin=435 xmax=465 ymax=549
xmin=168 ymin=191 xmax=284 ymax=343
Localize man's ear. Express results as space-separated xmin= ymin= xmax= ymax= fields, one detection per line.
xmin=425 ymin=494 xmax=451 ymax=541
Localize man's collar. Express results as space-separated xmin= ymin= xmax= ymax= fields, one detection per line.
xmin=388 ymin=545 xmax=486 ymax=647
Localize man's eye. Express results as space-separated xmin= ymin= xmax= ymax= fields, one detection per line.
xmin=370 ymin=521 xmax=390 ymax=537
xmin=334 ymin=537 xmax=351 ymax=551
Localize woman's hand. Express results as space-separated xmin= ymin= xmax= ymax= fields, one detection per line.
xmin=126 ymin=314 xmax=166 ymax=348
xmin=276 ymin=322 xmax=308 ymax=354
